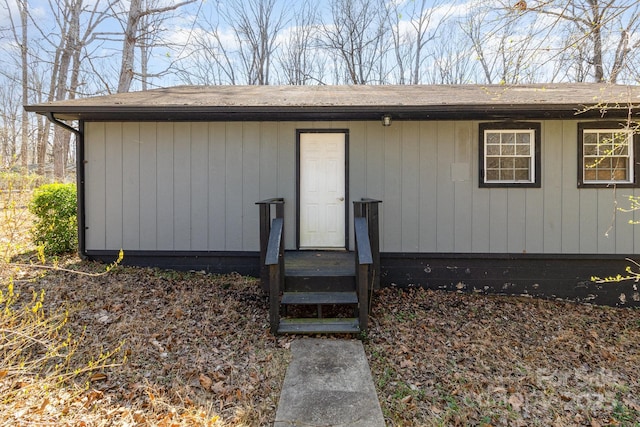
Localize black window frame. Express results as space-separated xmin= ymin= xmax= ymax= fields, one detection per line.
xmin=578 ymin=121 xmax=640 ymax=188
xmin=479 ymin=121 xmax=541 ymax=188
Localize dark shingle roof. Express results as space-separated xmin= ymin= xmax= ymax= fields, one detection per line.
xmin=25 ymin=84 xmax=640 ymax=121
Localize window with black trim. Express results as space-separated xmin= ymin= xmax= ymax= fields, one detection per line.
xmin=578 ymin=122 xmax=639 ymax=187
xmin=479 ymin=122 xmax=541 ymax=188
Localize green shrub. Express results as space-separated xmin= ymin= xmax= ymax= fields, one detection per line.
xmin=29 ymin=183 xmax=77 ymax=255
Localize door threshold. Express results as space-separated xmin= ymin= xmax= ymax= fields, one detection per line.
xmin=298 ymin=248 xmax=348 ymax=252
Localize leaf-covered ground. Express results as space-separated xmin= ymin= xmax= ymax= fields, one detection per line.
xmin=1 ymin=195 xmax=638 ymax=427
xmin=366 ymin=287 xmax=640 ymax=426
xmin=3 ymin=258 xmax=639 ymax=426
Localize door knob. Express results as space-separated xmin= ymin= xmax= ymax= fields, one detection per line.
xmin=337 ymin=197 xmax=344 ymax=201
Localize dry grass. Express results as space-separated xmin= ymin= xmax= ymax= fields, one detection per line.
xmin=1 ymin=260 xmax=292 ymax=426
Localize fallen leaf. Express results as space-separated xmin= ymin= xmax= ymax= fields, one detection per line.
xmin=211 ymin=381 xmax=226 ymax=394
xmin=89 ymin=373 xmax=107 ymax=382
xmin=198 ymin=374 xmax=212 ymax=391
xmin=400 ymin=358 xmax=415 ymax=368
xmin=35 ymin=398 xmax=50 ymax=414
xmin=508 ymin=393 xmax=524 ymax=412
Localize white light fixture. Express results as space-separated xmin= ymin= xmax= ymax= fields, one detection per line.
xmin=381 ymin=114 xmax=392 ymax=126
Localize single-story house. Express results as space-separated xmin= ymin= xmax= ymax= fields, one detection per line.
xmin=26 ymin=84 xmax=640 ymax=308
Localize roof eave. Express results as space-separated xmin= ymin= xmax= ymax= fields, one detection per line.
xmin=24 ymin=103 xmax=633 ymax=122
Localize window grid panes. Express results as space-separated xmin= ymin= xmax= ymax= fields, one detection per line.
xmin=484 ymin=130 xmax=534 ymax=183
xmin=583 ymin=130 xmax=633 ymax=183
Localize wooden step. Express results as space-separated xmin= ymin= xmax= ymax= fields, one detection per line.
xmin=284 ymin=275 xmax=355 ymax=292
xmin=281 ymin=291 xmax=358 ymax=305
xmin=278 ymin=318 xmax=360 ymax=334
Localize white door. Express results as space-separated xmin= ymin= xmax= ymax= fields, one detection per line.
xmin=299 ymin=133 xmax=346 ymax=248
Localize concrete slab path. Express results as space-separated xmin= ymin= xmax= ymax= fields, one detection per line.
xmin=274 ymin=338 xmax=385 ymax=427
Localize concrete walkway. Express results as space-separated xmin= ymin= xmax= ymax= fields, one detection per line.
xmin=274 ymin=338 xmax=385 ymax=427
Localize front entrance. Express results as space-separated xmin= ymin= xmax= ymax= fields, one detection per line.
xmin=298 ymin=131 xmax=348 ymax=249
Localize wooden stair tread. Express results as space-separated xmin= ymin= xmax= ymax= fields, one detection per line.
xmin=278 ymin=318 xmax=360 ymax=334
xmin=281 ymin=291 xmax=358 ymax=305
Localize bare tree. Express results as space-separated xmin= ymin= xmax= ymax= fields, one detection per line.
xmin=386 ymin=0 xmax=451 ymax=84
xmin=276 ymin=0 xmax=324 ymax=85
xmin=428 ymin=21 xmax=477 ymax=84
xmin=499 ymin=0 xmax=640 ymax=83
xmin=177 ymin=22 xmax=239 ymax=85
xmin=3 ymin=0 xmax=30 ymax=170
xmin=117 ymin=0 xmax=196 ymax=93
xmin=0 ymin=78 xmax=21 ymax=167
xmin=320 ymin=0 xmax=390 ymax=84
xmin=461 ymin=1 xmax=551 ymax=84
xmin=217 ymin=0 xmax=289 ymax=85
xmin=28 ymin=0 xmax=116 ymax=178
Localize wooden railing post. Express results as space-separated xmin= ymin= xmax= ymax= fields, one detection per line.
xmin=256 ymin=198 xmax=285 ymax=292
xmin=364 ymin=199 xmax=382 ymax=290
xmin=258 ymin=204 xmax=271 ymax=290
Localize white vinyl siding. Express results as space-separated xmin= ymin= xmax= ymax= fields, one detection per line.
xmin=84 ymin=120 xmax=640 ymax=255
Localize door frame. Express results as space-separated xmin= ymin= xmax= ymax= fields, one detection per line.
xmin=296 ymin=129 xmax=350 ymax=249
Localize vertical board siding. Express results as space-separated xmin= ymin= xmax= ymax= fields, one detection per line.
xmin=506 ymin=189 xmax=526 ymax=253
xmin=84 ymin=123 xmax=106 ymax=250
xmin=84 ymin=119 xmax=640 ymax=255
xmin=525 ymin=187 xmax=544 ymax=253
xmin=259 ymin=122 xmax=279 ymax=200
xmin=401 ymin=122 xmax=420 ymax=252
xmin=139 ymin=123 xmax=157 ymax=249
xmin=418 ymin=122 xmax=438 ymax=252
xmin=173 ymin=123 xmax=191 ymax=250
xmin=488 ymin=190 xmax=509 ymax=252
xmin=209 ymin=123 xmax=227 ymax=249
xmin=561 ymin=122 xmax=580 ymax=253
xmin=383 ymin=125 xmax=402 ymax=252
xmin=104 ymin=123 xmax=123 ymax=250
xmin=436 ymin=123 xmax=455 ymax=252
xmin=615 ymin=193 xmax=635 ymax=254
xmin=242 ymin=123 xmax=261 ymax=250
xmin=453 ymin=122 xmax=473 ymax=252
xmin=224 ymin=123 xmax=243 ymax=251
xmin=190 ymin=123 xmax=209 ymax=251
xmin=542 ymin=121 xmax=563 ymax=252
xmin=122 ymin=123 xmax=140 ymax=250
xmin=156 ymin=123 xmax=174 ymax=249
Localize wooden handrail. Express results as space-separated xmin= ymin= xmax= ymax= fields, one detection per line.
xmin=354 ymin=217 xmax=373 ymax=265
xmin=256 ymin=197 xmax=285 ymax=205
xmin=265 ymin=218 xmax=284 ymax=334
xmin=265 ymin=218 xmax=284 ymax=265
xmin=359 ymin=197 xmax=382 ymax=204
